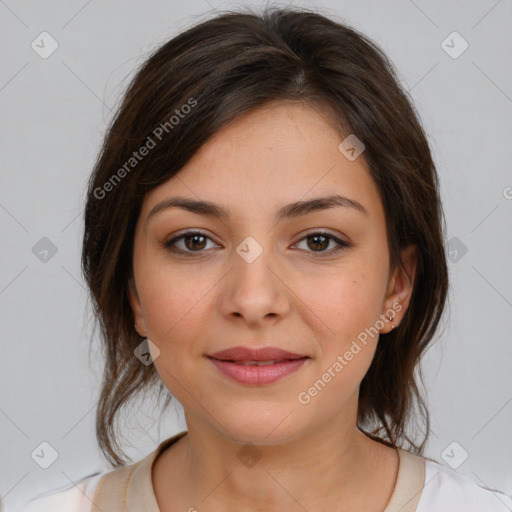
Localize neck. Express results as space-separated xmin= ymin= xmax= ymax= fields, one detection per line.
xmin=152 ymin=411 xmax=399 ymax=511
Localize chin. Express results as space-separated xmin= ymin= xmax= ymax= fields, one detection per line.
xmin=214 ymin=406 xmax=304 ymax=446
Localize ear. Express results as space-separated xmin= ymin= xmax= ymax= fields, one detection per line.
xmin=128 ymin=277 xmax=147 ymax=337
xmin=379 ymin=244 xmax=417 ymax=334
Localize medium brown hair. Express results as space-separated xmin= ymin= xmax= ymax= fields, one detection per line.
xmin=82 ymin=6 xmax=448 ymax=467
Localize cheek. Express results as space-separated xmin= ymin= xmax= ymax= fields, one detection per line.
xmin=293 ymin=274 xmax=384 ymax=411
xmin=296 ymin=263 xmax=387 ymax=343
xmin=137 ymin=269 xmax=212 ymax=401
xmin=292 ymin=258 xmax=388 ymax=396
xmin=148 ymin=301 xmax=204 ymax=345
xmin=137 ymin=263 xmax=213 ymax=351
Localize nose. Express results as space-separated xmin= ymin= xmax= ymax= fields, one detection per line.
xmin=220 ymin=242 xmax=291 ymax=327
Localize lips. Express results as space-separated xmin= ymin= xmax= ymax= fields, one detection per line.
xmin=207 ymin=345 xmax=308 ymax=363
xmin=206 ymin=346 xmax=310 ymax=385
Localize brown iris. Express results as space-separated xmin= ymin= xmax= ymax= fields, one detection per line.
xmin=307 ymin=234 xmax=329 ymax=252
xmin=184 ymin=234 xmax=207 ymax=251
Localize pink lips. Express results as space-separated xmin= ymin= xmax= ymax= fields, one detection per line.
xmin=207 ymin=345 xmax=309 ymax=385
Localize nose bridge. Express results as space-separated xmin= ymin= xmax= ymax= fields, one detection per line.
xmin=221 ymin=235 xmax=290 ymax=323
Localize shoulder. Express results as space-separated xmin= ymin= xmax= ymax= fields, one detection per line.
xmin=417 ymin=459 xmax=512 ymax=511
xmin=17 ymin=472 xmax=104 ymax=512
xmin=15 ymin=432 xmax=187 ymax=511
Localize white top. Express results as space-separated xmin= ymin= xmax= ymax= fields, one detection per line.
xmin=12 ymin=432 xmax=512 ymax=512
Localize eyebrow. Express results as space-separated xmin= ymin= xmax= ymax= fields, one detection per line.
xmin=146 ymin=193 xmax=368 ymax=223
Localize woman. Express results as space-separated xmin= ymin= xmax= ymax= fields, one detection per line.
xmin=19 ymin=6 xmax=512 ymax=511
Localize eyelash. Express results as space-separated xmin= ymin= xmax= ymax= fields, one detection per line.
xmin=163 ymin=230 xmax=351 ymax=258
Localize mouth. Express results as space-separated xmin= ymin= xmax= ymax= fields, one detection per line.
xmin=206 ymin=346 xmax=310 ymax=385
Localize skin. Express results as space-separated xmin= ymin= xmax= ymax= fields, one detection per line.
xmin=129 ymin=101 xmax=417 ymax=512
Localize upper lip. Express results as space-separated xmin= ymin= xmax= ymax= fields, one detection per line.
xmin=207 ymin=346 xmax=308 ymax=362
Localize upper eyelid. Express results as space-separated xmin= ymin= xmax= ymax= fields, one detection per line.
xmin=165 ymin=229 xmax=218 ymax=245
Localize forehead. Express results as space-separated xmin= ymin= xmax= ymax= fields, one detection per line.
xmin=140 ymin=101 xmax=383 ymax=223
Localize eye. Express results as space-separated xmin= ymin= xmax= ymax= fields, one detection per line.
xmin=163 ymin=230 xmax=218 ymax=256
xmin=293 ymin=231 xmax=350 ymax=256
xmin=163 ymin=230 xmax=351 ymax=257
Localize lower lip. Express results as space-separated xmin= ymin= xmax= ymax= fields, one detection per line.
xmin=208 ymin=357 xmax=309 ymax=385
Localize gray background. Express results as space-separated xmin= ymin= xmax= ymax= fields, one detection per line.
xmin=1 ymin=0 xmax=511 ymax=509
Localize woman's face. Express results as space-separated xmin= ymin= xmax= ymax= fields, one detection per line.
xmin=129 ymin=101 xmax=416 ymax=444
